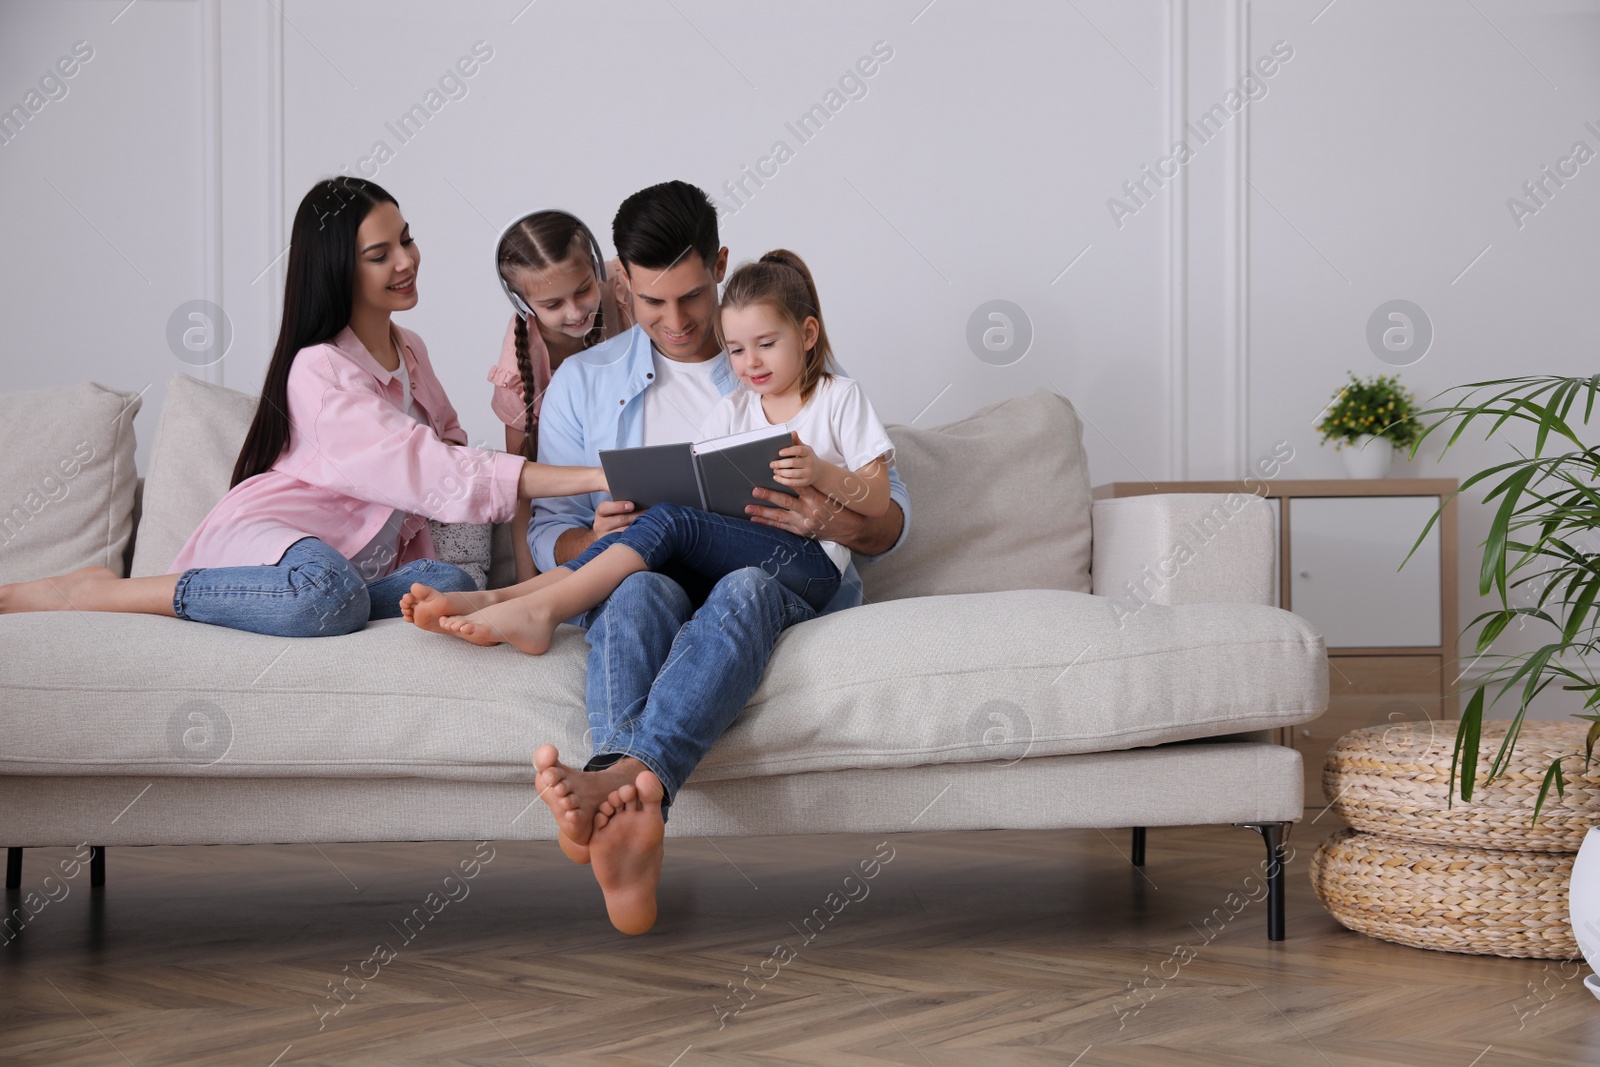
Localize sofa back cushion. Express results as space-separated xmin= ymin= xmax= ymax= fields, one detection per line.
xmin=130 ymin=373 xmax=258 ymax=576
xmin=0 ymin=382 xmax=141 ymax=583
xmin=856 ymin=388 xmax=1092 ymax=601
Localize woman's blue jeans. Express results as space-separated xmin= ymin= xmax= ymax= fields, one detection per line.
xmin=172 ymin=536 xmax=478 ymax=637
xmin=564 ymin=502 xmax=841 ymax=613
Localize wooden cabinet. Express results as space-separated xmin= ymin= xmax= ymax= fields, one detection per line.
xmin=1093 ymin=479 xmax=1459 ymax=803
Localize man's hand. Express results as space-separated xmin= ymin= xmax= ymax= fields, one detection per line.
xmin=745 ymin=486 xmax=903 ymax=556
xmin=553 ymin=500 xmax=638 ymax=565
xmin=593 ymin=499 xmax=637 ymax=536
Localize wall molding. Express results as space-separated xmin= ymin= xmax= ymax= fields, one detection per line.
xmin=1227 ymin=0 xmax=1251 ymax=478
xmin=200 ymin=0 xmax=223 ymax=386
xmin=1166 ymin=0 xmax=1190 ymax=481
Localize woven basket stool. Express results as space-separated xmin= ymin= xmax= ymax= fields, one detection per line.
xmin=1310 ymin=720 xmax=1600 ymax=958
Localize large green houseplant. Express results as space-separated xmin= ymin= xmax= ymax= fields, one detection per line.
xmin=1402 ymin=375 xmax=1600 ymax=820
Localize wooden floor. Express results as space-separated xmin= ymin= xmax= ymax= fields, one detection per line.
xmin=2 ymin=811 xmax=1597 ymax=1066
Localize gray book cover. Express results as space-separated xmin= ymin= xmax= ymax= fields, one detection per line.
xmin=598 ymin=429 xmax=798 ymax=520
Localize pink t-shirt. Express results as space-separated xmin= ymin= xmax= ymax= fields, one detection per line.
xmin=170 ymin=325 xmax=525 ymax=574
xmin=487 ymin=259 xmax=635 ymax=434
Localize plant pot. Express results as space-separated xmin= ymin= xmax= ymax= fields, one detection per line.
xmin=1341 ymin=435 xmax=1394 ymax=479
xmin=1572 ymin=827 xmax=1600 ymax=1001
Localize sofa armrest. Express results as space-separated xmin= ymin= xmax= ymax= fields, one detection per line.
xmin=1091 ymin=493 xmax=1275 ymax=608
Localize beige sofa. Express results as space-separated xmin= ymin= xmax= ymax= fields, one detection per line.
xmin=0 ymin=378 xmax=1327 ymax=940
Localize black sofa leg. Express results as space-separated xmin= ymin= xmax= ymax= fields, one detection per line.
xmin=90 ymin=846 xmax=105 ymax=889
xmin=5 ymin=848 xmax=20 ymax=890
xmin=1130 ymin=827 xmax=1146 ymax=867
xmin=1239 ymin=822 xmax=1289 ymax=941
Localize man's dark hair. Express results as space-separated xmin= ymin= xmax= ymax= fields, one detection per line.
xmin=613 ymin=180 xmax=720 ymax=274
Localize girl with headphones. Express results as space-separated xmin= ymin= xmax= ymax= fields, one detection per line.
xmin=487 ymin=212 xmax=634 ymax=580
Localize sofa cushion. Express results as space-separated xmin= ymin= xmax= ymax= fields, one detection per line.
xmin=0 ymin=382 xmax=141 ymax=584
xmin=857 ymin=388 xmax=1092 ymax=602
xmin=0 ymin=591 xmax=1326 ymax=782
xmin=130 ymin=373 xmax=258 ymax=576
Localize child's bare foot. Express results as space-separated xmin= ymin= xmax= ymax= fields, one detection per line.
xmin=0 ymin=567 xmax=120 ymax=614
xmin=402 ymin=583 xmax=500 ymax=633
xmin=436 ymin=596 xmax=562 ymax=655
xmin=590 ymin=771 xmax=665 ymax=935
xmin=533 ymin=744 xmax=648 ymax=847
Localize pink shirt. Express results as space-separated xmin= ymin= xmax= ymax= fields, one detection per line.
xmin=170 ymin=325 xmax=525 ymax=574
xmin=486 ymin=258 xmax=635 ymax=433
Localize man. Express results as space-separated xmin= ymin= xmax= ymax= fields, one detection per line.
xmin=529 ymin=180 xmax=911 ymax=933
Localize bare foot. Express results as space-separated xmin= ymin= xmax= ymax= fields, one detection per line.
xmin=401 ymin=583 xmax=500 ymax=633
xmin=0 ymin=567 xmax=120 ymax=613
xmin=558 ymin=833 xmax=593 ymax=864
xmin=589 ymin=771 xmax=665 ymax=935
xmin=533 ymin=744 xmax=647 ymax=847
xmin=436 ymin=596 xmax=561 ymax=655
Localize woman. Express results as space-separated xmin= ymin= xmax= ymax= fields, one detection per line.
xmin=0 ymin=178 xmax=605 ymax=636
xmin=487 ymin=211 xmax=633 ymax=580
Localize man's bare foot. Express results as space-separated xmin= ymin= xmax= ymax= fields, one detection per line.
xmin=436 ymin=595 xmax=561 ymax=655
xmin=0 ymin=567 xmax=120 ymax=614
xmin=401 ymin=583 xmax=500 ymax=633
xmin=589 ymin=771 xmax=665 ymax=935
xmin=558 ymin=833 xmax=593 ymax=865
xmin=533 ymin=744 xmax=647 ymax=847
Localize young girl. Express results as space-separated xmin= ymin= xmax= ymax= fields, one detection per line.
xmin=0 ymin=178 xmax=606 ymax=636
xmin=487 ymin=211 xmax=633 ymax=581
xmin=415 ymin=248 xmax=895 ymax=655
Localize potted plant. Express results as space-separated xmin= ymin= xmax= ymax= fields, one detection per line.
xmin=1404 ymin=374 xmax=1600 ymax=995
xmin=1317 ymin=372 xmax=1423 ymax=478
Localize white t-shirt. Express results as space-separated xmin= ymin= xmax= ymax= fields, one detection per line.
xmin=349 ymin=356 xmax=427 ymax=580
xmin=699 ymin=375 xmax=896 ymax=573
xmin=641 ymin=349 xmax=723 ymax=446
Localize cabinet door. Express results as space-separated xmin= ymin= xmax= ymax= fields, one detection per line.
xmin=1288 ymin=496 xmax=1441 ymax=648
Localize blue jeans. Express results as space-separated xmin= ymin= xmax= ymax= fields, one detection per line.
xmin=574 ymin=546 xmax=820 ymax=816
xmin=172 ymin=536 xmax=478 ymax=637
xmin=565 ymin=503 xmax=842 ymax=613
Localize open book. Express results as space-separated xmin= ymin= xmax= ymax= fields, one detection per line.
xmin=597 ymin=427 xmax=799 ymax=519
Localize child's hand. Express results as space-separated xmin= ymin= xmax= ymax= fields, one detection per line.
xmin=771 ymin=432 xmax=817 ymax=488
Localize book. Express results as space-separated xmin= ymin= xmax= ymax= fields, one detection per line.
xmin=598 ymin=427 xmax=799 ymax=519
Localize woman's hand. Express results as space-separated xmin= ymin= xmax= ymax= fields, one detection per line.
xmin=771 ymin=434 xmax=817 ymax=489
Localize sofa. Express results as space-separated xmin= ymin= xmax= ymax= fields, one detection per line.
xmin=0 ymin=377 xmax=1327 ymax=940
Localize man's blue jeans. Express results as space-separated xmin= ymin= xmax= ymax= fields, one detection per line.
xmin=574 ymin=565 xmax=816 ymax=816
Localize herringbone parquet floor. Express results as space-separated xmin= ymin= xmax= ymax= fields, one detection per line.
xmin=3 ymin=813 xmax=1596 ymax=1065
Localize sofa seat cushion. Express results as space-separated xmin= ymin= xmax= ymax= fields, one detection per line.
xmin=0 ymin=591 xmax=1325 ymax=782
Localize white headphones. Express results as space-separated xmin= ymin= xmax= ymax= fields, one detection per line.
xmin=496 ymin=210 xmax=608 ymax=321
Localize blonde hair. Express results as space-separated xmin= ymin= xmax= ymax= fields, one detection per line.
xmin=719 ymin=249 xmax=837 ymax=402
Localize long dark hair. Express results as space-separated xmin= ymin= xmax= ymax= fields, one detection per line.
xmin=230 ymin=177 xmax=399 ymax=488
xmin=719 ymin=249 xmax=837 ymax=403
xmin=498 ymin=211 xmax=606 ymax=460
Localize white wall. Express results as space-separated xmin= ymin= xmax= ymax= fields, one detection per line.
xmin=2 ymin=0 xmax=1596 ymax=716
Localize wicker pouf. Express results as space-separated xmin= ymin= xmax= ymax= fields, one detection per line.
xmin=1311 ymin=720 xmax=1600 ymax=959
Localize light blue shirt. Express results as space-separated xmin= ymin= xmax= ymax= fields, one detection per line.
xmin=531 ymin=324 xmax=912 ymax=614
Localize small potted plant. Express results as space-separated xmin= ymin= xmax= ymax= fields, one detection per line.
xmin=1316 ymin=372 xmax=1422 ymax=478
